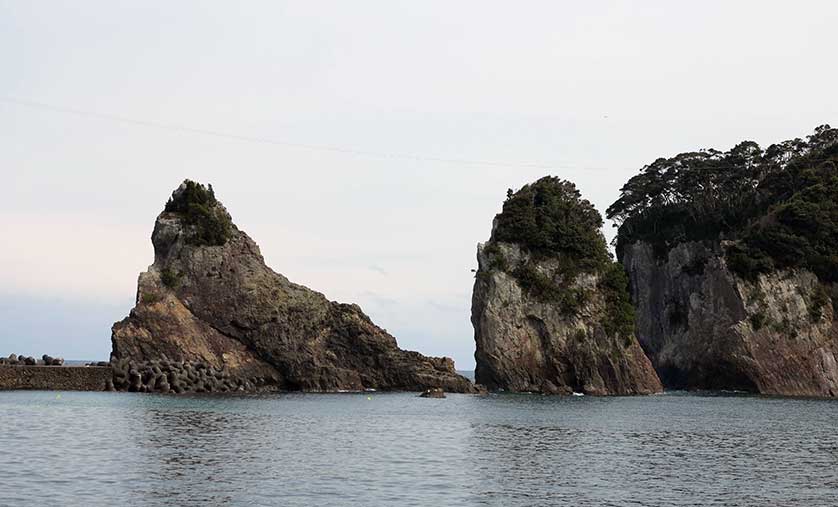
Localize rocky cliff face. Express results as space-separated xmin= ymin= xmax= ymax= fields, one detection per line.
xmin=623 ymin=241 xmax=838 ymax=396
xmin=472 ymin=241 xmax=662 ymax=395
xmin=111 ymin=181 xmax=474 ymax=393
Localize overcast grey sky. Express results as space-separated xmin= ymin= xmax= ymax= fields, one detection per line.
xmin=2 ymin=1 xmax=837 ymax=368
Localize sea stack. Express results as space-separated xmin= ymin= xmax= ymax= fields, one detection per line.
xmin=471 ymin=177 xmax=662 ymax=395
xmin=609 ymin=126 xmax=838 ymax=397
xmin=111 ymin=180 xmax=474 ymax=393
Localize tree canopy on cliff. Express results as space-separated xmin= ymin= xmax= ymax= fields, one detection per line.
xmin=493 ymin=176 xmax=611 ymax=271
xmin=606 ymin=125 xmax=838 ymax=281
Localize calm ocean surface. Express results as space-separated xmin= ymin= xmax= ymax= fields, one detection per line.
xmin=1 ymin=386 xmax=837 ymax=506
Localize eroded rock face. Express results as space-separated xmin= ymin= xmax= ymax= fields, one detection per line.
xmin=111 ymin=181 xmax=474 ymax=393
xmin=472 ymin=242 xmax=662 ymax=395
xmin=623 ymin=241 xmax=838 ymax=396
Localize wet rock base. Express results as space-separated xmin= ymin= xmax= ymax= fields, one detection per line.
xmin=419 ymin=388 xmax=446 ymax=398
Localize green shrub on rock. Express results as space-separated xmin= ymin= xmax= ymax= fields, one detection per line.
xmin=160 ymin=268 xmax=181 ymax=289
xmin=164 ymin=180 xmax=232 ymax=246
xmin=599 ymin=263 xmax=637 ymax=339
xmin=141 ymin=292 xmax=162 ymax=305
xmin=809 ymin=285 xmax=830 ymax=323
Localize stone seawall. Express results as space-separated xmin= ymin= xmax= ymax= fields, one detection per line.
xmin=0 ymin=366 xmax=112 ymax=391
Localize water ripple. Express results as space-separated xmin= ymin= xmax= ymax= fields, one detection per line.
xmin=0 ymin=391 xmax=836 ymax=506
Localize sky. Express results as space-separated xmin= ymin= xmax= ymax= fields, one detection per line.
xmin=1 ymin=1 xmax=837 ymax=368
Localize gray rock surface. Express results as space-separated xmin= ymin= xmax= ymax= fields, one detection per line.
xmin=623 ymin=240 xmax=838 ymax=396
xmin=472 ymin=241 xmax=662 ymax=395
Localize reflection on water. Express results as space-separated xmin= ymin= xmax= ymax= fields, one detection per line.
xmin=0 ymin=391 xmax=837 ymax=506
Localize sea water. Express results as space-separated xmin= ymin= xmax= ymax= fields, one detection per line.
xmin=0 ymin=389 xmax=836 ymax=506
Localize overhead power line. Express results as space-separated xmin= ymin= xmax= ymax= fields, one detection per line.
xmin=0 ymin=96 xmax=612 ymax=172
xmin=7 ymin=96 xmax=829 ymax=174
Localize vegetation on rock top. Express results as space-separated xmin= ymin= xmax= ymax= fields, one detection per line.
xmin=164 ymin=180 xmax=232 ymax=246
xmin=607 ymin=125 xmax=838 ymax=284
xmin=485 ymin=176 xmax=636 ymax=339
xmin=493 ymin=177 xmax=611 ymax=271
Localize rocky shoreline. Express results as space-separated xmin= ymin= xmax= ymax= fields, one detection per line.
xmin=9 ymin=156 xmax=836 ymax=399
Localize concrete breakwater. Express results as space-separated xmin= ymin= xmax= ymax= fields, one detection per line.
xmin=0 ymin=353 xmax=64 ymax=366
xmin=0 ymin=361 xmax=275 ymax=393
xmin=110 ymin=358 xmax=275 ymax=394
xmin=0 ymin=365 xmax=113 ymax=391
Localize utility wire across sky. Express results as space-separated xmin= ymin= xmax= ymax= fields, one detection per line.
xmin=8 ymin=96 xmax=821 ymax=174
xmin=1 ymin=95 xmax=614 ymax=172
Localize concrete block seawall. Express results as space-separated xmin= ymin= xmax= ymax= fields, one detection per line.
xmin=0 ymin=366 xmax=112 ymax=391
